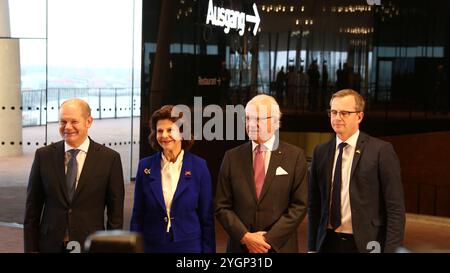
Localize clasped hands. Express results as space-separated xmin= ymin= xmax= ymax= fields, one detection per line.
xmin=240 ymin=231 xmax=271 ymax=253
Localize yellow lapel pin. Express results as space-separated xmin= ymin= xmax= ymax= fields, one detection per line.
xmin=143 ymin=168 xmax=151 ymax=175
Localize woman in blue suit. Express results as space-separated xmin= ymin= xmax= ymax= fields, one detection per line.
xmin=130 ymin=105 xmax=215 ymax=253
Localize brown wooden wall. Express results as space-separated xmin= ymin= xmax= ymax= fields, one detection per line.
xmin=382 ymin=132 xmax=450 ymax=217
xmin=191 ymin=131 xmax=450 ymax=218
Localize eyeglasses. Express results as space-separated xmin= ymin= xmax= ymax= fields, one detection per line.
xmin=327 ymin=109 xmax=360 ymax=118
xmin=245 ymin=116 xmax=272 ymax=122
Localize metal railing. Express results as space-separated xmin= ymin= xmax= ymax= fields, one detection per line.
xmin=21 ymin=87 xmax=141 ymax=126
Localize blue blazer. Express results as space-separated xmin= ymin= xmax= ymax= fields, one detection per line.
xmin=130 ymin=151 xmax=215 ymax=253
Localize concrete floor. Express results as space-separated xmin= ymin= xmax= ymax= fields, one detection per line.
xmin=1 ymin=117 xmax=449 ymax=253
xmin=1 ymin=182 xmax=449 ymax=253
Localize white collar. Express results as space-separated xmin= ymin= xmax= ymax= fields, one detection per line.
xmin=252 ymin=134 xmax=276 ymax=152
xmin=336 ymin=130 xmax=360 ymax=149
xmin=161 ymin=149 xmax=184 ymax=166
xmin=65 ymin=137 xmax=90 ymax=153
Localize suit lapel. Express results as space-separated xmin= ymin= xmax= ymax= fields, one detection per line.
xmin=258 ymin=142 xmax=283 ymax=203
xmin=325 ymin=138 xmax=337 ymax=205
xmin=54 ymin=141 xmax=69 ymax=204
xmin=350 ymin=132 xmax=367 ymax=179
xmin=172 ymin=152 xmax=192 ymax=203
xmin=147 ymin=152 xmax=166 ymax=211
xmin=242 ymin=142 xmax=258 ymax=203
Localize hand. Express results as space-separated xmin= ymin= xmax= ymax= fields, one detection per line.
xmin=241 ymin=231 xmax=271 ymax=253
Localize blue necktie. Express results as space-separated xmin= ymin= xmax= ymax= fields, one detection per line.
xmin=66 ymin=149 xmax=80 ymax=201
xmin=330 ymin=142 xmax=347 ymax=230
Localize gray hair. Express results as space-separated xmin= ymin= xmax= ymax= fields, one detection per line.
xmin=245 ymin=94 xmax=282 ymax=122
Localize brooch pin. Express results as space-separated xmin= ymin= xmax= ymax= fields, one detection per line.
xmin=143 ymin=168 xmax=151 ymax=175
xmin=185 ymin=171 xmax=192 ymax=177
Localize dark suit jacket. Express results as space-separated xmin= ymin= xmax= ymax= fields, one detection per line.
xmin=308 ymin=132 xmax=405 ymax=253
xmin=24 ymin=139 xmax=125 ymax=252
xmin=130 ymin=151 xmax=215 ymax=253
xmin=215 ymin=140 xmax=308 ymax=253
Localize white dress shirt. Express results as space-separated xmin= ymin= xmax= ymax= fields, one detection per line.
xmin=64 ymin=137 xmax=90 ymax=189
xmin=251 ymin=134 xmax=276 ymax=175
xmin=161 ymin=149 xmax=184 ymax=232
xmin=329 ymin=130 xmax=360 ymax=234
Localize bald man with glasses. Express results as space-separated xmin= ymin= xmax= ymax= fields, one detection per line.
xmin=308 ymin=89 xmax=405 ymax=253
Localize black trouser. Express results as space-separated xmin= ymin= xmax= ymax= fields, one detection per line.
xmin=320 ymin=229 xmax=359 ymax=253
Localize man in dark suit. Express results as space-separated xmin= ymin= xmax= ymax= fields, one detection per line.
xmin=308 ymin=89 xmax=405 ymax=253
xmin=215 ymin=94 xmax=308 ymax=253
xmin=24 ymin=98 xmax=124 ymax=252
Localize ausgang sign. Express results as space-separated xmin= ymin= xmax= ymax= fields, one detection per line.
xmin=205 ymin=0 xmax=260 ymax=36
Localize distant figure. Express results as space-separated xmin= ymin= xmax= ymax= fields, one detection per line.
xmin=297 ymin=66 xmax=308 ymax=109
xmin=342 ymin=63 xmax=351 ymax=89
xmin=275 ymin=66 xmax=286 ymax=105
xmin=336 ymin=63 xmax=344 ymax=91
xmin=307 ymin=61 xmax=320 ymax=111
xmin=321 ymin=62 xmax=329 ymax=110
xmin=24 ymin=98 xmax=124 ymax=253
xmin=286 ymin=66 xmax=297 ymax=107
xmin=352 ymin=70 xmax=362 ymax=93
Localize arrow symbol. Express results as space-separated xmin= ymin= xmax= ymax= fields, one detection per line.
xmin=245 ymin=3 xmax=260 ymax=36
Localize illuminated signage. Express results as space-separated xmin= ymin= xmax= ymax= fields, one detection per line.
xmin=198 ymin=77 xmax=222 ymax=86
xmin=366 ymin=0 xmax=381 ymax=5
xmin=205 ymin=0 xmax=260 ymax=36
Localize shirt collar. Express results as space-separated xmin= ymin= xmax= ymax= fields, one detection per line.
xmin=336 ymin=130 xmax=359 ymax=150
xmin=161 ymin=149 xmax=184 ymax=166
xmin=65 ymin=137 xmax=90 ymax=153
xmin=252 ymin=134 xmax=276 ymax=152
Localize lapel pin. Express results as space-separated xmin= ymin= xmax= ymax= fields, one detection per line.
xmin=143 ymin=168 xmax=151 ymax=175
xmin=355 ymin=149 xmax=361 ymax=154
xmin=185 ymin=170 xmax=192 ymax=177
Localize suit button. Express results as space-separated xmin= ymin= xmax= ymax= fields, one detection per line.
xmin=68 ymin=209 xmax=72 ymax=214
xmin=164 ymin=217 xmax=168 ymax=223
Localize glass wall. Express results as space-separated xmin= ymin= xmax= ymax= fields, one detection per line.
xmin=0 ymin=0 xmax=141 ymax=225
xmin=142 ymin=0 xmax=450 ymax=118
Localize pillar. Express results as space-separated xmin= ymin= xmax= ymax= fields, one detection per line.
xmin=0 ymin=0 xmax=22 ymax=156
